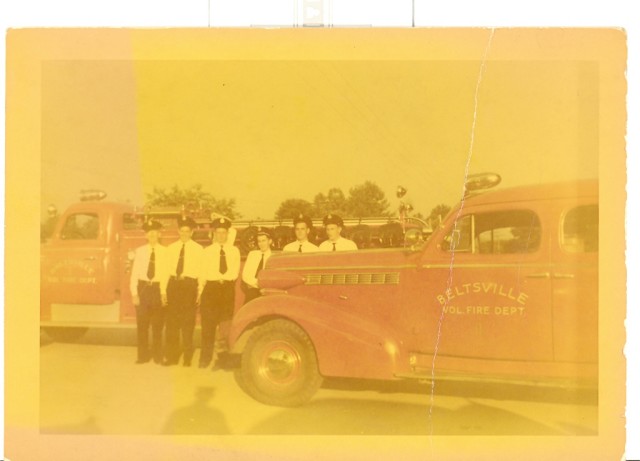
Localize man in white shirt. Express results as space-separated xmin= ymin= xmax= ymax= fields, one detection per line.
xmin=282 ymin=214 xmax=319 ymax=253
xmin=130 ymin=219 xmax=168 ymax=364
xmin=197 ymin=217 xmax=241 ymax=369
xmin=165 ymin=216 xmax=203 ymax=367
xmin=242 ymin=227 xmax=273 ymax=304
xmin=318 ymin=214 xmax=359 ymax=252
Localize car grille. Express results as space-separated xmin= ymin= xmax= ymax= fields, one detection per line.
xmin=304 ymin=272 xmax=400 ymax=285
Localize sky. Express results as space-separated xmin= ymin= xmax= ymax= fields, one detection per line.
xmin=40 ymin=42 xmax=598 ymax=220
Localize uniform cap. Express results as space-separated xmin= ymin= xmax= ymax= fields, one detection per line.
xmin=293 ymin=214 xmax=313 ymax=228
xmin=256 ymin=226 xmax=272 ymax=239
xmin=142 ymin=219 xmax=162 ymax=232
xmin=323 ymin=214 xmax=344 ymax=227
xmin=212 ymin=217 xmax=231 ymax=229
xmin=177 ymin=216 xmax=197 ymax=229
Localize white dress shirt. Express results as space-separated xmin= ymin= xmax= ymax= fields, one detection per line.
xmin=129 ymin=243 xmax=169 ymax=296
xmin=318 ymin=237 xmax=359 ymax=252
xmin=200 ymin=242 xmax=241 ymax=285
xmin=167 ymin=239 xmax=203 ymax=279
xmin=242 ymin=249 xmax=272 ymax=288
xmin=282 ymin=240 xmax=319 ymax=253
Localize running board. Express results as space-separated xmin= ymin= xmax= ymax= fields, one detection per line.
xmin=394 ymin=371 xmax=597 ymax=390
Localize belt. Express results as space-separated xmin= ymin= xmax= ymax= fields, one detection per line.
xmin=170 ymin=275 xmax=197 ymax=281
xmin=206 ymin=280 xmax=234 ymax=285
xmin=138 ymin=280 xmax=160 ymax=286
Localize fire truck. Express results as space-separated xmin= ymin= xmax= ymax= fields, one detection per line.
xmin=40 ymin=190 xmax=430 ymax=341
xmin=228 ymin=175 xmax=599 ymax=406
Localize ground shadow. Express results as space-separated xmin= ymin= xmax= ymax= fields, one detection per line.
xmin=323 ymin=377 xmax=598 ymax=406
xmin=247 ymin=397 xmax=574 ymax=435
xmin=162 ymin=386 xmax=230 ymax=435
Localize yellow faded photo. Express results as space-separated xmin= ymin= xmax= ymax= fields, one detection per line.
xmin=5 ymin=28 xmax=626 ymax=460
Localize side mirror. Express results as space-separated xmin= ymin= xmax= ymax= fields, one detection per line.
xmin=441 ymin=229 xmax=460 ymax=252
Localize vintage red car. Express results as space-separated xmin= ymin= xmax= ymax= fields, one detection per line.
xmin=229 ymin=177 xmax=598 ymax=406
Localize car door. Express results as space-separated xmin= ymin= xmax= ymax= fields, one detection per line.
xmin=41 ymin=209 xmax=111 ymax=304
xmin=405 ymin=204 xmax=554 ymax=362
xmin=551 ymin=200 xmax=598 ymax=364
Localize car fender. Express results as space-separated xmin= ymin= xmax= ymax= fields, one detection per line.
xmin=229 ymin=294 xmax=404 ymax=380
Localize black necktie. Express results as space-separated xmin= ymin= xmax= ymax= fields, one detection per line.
xmin=147 ymin=247 xmax=155 ymax=280
xmin=255 ymin=253 xmax=264 ymax=278
xmin=219 ymin=246 xmax=227 ymax=274
xmin=332 ymin=242 xmax=336 ymax=251
xmin=298 ymin=244 xmax=302 ymax=253
xmin=176 ymin=243 xmax=185 ymax=276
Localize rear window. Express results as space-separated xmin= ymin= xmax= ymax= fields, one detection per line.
xmin=60 ymin=213 xmax=100 ymax=240
xmin=442 ymin=210 xmax=541 ymax=254
xmin=562 ymin=205 xmax=598 ymax=253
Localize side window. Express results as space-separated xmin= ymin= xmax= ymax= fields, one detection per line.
xmin=562 ymin=205 xmax=598 ymax=253
xmin=441 ymin=210 xmax=541 ymax=254
xmin=60 ymin=213 xmax=100 ymax=240
xmin=475 ymin=210 xmax=541 ymax=254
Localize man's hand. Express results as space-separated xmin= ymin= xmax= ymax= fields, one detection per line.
xmin=161 ymin=293 xmax=168 ymax=306
xmin=196 ymin=293 xmax=202 ymax=306
xmin=132 ymin=295 xmax=140 ymax=306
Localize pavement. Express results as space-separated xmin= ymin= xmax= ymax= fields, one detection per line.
xmin=39 ymin=331 xmax=598 ymax=436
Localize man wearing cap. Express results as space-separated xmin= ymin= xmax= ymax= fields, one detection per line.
xmin=165 ymin=216 xmax=203 ymax=367
xmin=319 ymin=214 xmax=358 ymax=252
xmin=130 ymin=219 xmax=169 ymax=364
xmin=282 ymin=214 xmax=319 ymax=253
xmin=242 ymin=227 xmax=273 ymax=304
xmin=197 ymin=217 xmax=241 ymax=369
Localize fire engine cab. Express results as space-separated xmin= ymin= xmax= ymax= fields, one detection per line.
xmin=229 ymin=175 xmax=598 ymax=406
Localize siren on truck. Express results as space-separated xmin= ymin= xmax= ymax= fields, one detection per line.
xmin=464 ymin=173 xmax=501 ymax=196
xmin=79 ymin=189 xmax=107 ymax=201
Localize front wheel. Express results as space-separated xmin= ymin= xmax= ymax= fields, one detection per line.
xmin=237 ymin=319 xmax=322 ymax=407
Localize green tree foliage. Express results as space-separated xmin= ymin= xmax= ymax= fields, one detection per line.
xmin=146 ymin=184 xmax=239 ymax=219
xmin=345 ymin=181 xmax=391 ymax=217
xmin=313 ymin=187 xmax=348 ymax=217
xmin=276 ymin=182 xmax=392 ymax=219
xmin=275 ymin=198 xmax=315 ymax=220
xmin=428 ymin=204 xmax=452 ymax=229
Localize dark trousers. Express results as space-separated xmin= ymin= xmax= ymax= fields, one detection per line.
xmin=165 ymin=277 xmax=198 ymax=364
xmin=199 ymin=280 xmax=235 ymax=365
xmin=136 ymin=281 xmax=166 ymax=362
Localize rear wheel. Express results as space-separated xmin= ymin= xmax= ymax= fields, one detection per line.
xmin=43 ymin=327 xmax=88 ymax=342
xmin=238 ymin=319 xmax=322 ymax=407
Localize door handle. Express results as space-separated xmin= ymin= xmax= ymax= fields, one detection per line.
xmin=338 ymin=295 xmax=348 ymax=300
xmin=553 ymin=273 xmax=575 ymax=279
xmin=526 ymin=272 xmax=550 ymax=279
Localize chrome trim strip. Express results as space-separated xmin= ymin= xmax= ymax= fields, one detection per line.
xmin=285 ymin=264 xmax=415 ymax=271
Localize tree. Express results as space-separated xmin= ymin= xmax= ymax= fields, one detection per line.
xmin=428 ymin=204 xmax=452 ymax=229
xmin=345 ymin=181 xmax=391 ymax=217
xmin=146 ymin=184 xmax=240 ymax=219
xmin=312 ymin=188 xmax=348 ymax=217
xmin=275 ymin=198 xmax=315 ymax=220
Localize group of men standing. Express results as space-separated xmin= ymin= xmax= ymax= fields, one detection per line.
xmin=129 ymin=212 xmax=357 ymax=369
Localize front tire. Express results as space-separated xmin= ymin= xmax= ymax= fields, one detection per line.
xmin=238 ymin=319 xmax=322 ymax=407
